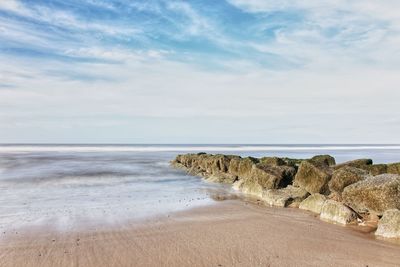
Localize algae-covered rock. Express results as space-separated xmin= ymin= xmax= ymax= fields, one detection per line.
xmin=262 ymin=185 xmax=309 ymax=207
xmin=281 ymin=157 xmax=304 ymax=167
xmin=342 ymin=174 xmax=400 ymax=215
xmin=234 ymin=164 xmax=296 ymax=197
xmin=259 ymin=157 xmax=285 ymax=166
xmin=228 ymin=157 xmax=258 ymax=179
xmin=293 ymin=161 xmax=332 ymax=194
xmin=252 ymin=164 xmax=296 ymax=188
xmin=309 ymin=155 xmax=336 ymax=166
xmin=333 ymin=159 xmax=373 ymax=170
xmin=299 ymin=193 xmax=327 ymax=214
xmin=375 ymin=209 xmax=400 ymax=239
xmin=328 ymin=167 xmax=369 ymax=194
xmin=320 ymin=200 xmax=358 ymax=225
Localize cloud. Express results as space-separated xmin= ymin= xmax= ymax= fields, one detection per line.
xmin=0 ymin=0 xmax=399 ymax=143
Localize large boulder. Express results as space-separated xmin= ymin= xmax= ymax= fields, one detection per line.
xmin=320 ymin=200 xmax=358 ymax=225
xmin=299 ymin=193 xmax=327 ymax=214
xmin=375 ymin=209 xmax=400 ymax=238
xmin=328 ymin=167 xmax=369 ymax=194
xmin=309 ymin=155 xmax=336 ymax=166
xmin=293 ymin=161 xmax=332 ymax=194
xmin=228 ymin=157 xmax=258 ymax=179
xmin=333 ymin=159 xmax=373 ymax=170
xmin=342 ymin=174 xmax=400 ymax=215
xmin=202 ymin=154 xmax=239 ymax=175
xmin=262 ymin=185 xmax=309 ymax=207
xmin=234 ymin=164 xmax=296 ymax=197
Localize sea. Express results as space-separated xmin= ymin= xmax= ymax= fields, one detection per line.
xmin=1 ymin=144 xmax=400 ymax=231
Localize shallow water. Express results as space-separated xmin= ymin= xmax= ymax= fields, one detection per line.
xmin=0 ymin=144 xmax=399 ymax=231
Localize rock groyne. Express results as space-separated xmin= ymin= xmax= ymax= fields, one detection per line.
xmin=172 ymin=153 xmax=400 ymax=239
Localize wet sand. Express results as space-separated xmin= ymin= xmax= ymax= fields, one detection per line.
xmin=1 ymin=200 xmax=400 ymax=267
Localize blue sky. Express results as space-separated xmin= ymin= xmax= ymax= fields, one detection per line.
xmin=0 ymin=0 xmax=400 ymax=143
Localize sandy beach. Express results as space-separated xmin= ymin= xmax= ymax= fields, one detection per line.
xmin=1 ymin=199 xmax=400 ymax=267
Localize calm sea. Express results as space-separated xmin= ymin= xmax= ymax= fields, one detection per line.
xmin=0 ymin=144 xmax=399 ymax=231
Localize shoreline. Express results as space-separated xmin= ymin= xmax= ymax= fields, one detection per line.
xmin=1 ymin=200 xmax=400 ymax=267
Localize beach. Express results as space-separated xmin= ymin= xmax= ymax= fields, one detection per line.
xmin=1 ymin=200 xmax=400 ymax=267
xmin=1 ymin=145 xmax=400 ymax=266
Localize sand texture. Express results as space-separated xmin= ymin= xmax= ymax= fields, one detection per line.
xmin=1 ymin=200 xmax=400 ymax=267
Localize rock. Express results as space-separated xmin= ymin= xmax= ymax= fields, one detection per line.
xmin=299 ymin=193 xmax=327 ymax=214
xmin=293 ymin=161 xmax=332 ymax=194
xmin=172 ymin=153 xmax=241 ymax=183
xmin=375 ymin=209 xmax=400 ymax=238
xmin=361 ymin=163 xmax=400 ymax=176
xmin=262 ymin=185 xmax=309 ymax=207
xmin=206 ymin=172 xmax=238 ymax=184
xmin=327 ymin=191 xmax=342 ymax=202
xmin=281 ymin=157 xmax=304 ymax=167
xmin=204 ymin=154 xmax=237 ymax=175
xmin=364 ymin=164 xmax=388 ymax=176
xmin=387 ymin=162 xmax=400 ymax=175
xmin=333 ymin=159 xmax=373 ymax=170
xmin=234 ymin=164 xmax=296 ymax=197
xmin=328 ymin=167 xmax=369 ymax=194
xmin=309 ymin=155 xmax=336 ymax=166
xmin=320 ymin=200 xmax=358 ymax=225
xmin=342 ymin=174 xmax=400 ymax=215
xmin=252 ymin=164 xmax=296 ymax=188
xmin=228 ymin=157 xmax=258 ymax=179
xmin=259 ymin=157 xmax=285 ymax=166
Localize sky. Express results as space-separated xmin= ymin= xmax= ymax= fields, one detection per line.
xmin=0 ymin=0 xmax=400 ymax=144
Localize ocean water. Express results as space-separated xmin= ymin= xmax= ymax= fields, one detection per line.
xmin=0 ymin=144 xmax=400 ymax=231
